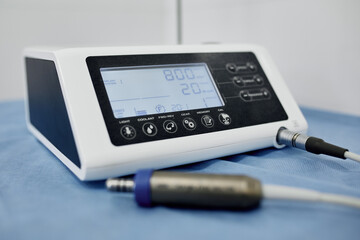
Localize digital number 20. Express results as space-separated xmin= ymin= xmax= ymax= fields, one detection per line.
xmin=181 ymin=83 xmax=201 ymax=95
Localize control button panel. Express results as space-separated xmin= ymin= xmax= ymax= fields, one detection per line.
xmin=119 ymin=112 xmax=235 ymax=141
xmin=119 ymin=113 xmax=234 ymax=141
xmin=219 ymin=61 xmax=272 ymax=103
xmin=120 ymin=125 xmax=136 ymax=140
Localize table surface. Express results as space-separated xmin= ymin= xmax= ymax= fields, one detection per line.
xmin=1 ymin=101 xmax=360 ymax=240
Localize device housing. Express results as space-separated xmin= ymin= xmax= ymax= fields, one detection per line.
xmin=24 ymin=45 xmax=307 ymax=180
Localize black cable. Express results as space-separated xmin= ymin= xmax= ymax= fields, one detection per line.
xmin=305 ymin=137 xmax=347 ymax=159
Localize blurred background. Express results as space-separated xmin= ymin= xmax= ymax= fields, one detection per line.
xmin=0 ymin=0 xmax=359 ymax=115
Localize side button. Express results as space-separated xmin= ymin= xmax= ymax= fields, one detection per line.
xmin=247 ymin=62 xmax=257 ymax=72
xmin=232 ymin=76 xmax=244 ymax=87
xmin=240 ymin=88 xmax=271 ymax=102
xmin=226 ymin=63 xmax=237 ymax=73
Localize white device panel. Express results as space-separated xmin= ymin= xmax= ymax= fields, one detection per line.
xmin=24 ymin=45 xmax=307 ymax=180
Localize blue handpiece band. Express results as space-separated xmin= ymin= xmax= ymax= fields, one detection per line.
xmin=134 ymin=169 xmax=154 ymax=207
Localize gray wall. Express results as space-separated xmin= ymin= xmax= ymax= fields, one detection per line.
xmin=1 ymin=0 xmax=359 ymax=115
xmin=183 ymin=0 xmax=360 ymax=115
xmin=0 ymin=0 xmax=176 ymax=100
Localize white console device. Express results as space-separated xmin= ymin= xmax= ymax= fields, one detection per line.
xmin=24 ymin=45 xmax=307 ymax=180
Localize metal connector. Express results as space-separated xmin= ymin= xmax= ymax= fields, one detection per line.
xmin=106 ymin=178 xmax=135 ymax=192
xmin=277 ymin=128 xmax=308 ymax=150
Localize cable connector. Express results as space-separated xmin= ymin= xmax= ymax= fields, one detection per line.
xmin=277 ymin=128 xmax=360 ymax=163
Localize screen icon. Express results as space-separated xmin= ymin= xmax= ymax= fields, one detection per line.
xmin=155 ymin=104 xmax=166 ymax=113
xmin=135 ymin=108 xmax=147 ymax=116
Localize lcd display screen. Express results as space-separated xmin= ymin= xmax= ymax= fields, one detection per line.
xmin=100 ymin=63 xmax=224 ymax=119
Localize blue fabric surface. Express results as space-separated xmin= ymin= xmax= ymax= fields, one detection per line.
xmin=0 ymin=100 xmax=359 ymax=240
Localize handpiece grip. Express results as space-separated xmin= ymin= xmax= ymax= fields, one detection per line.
xmin=137 ymin=170 xmax=262 ymax=209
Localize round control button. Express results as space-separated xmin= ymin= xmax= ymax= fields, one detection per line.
xmin=201 ymin=115 xmax=214 ymax=128
xmin=218 ymin=113 xmax=231 ymax=126
xmin=247 ymin=62 xmax=257 ymax=71
xmin=182 ymin=117 xmax=197 ymax=131
xmin=254 ymin=75 xmax=263 ymax=85
xmin=262 ymin=88 xmax=270 ymax=98
xmin=232 ymin=76 xmax=244 ymax=87
xmin=142 ymin=122 xmax=157 ymax=137
xmin=163 ymin=120 xmax=178 ymax=134
xmin=120 ymin=125 xmax=136 ymax=140
xmin=226 ymin=63 xmax=237 ymax=73
xmin=240 ymin=90 xmax=251 ymax=101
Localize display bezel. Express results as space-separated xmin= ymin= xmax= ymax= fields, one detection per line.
xmin=87 ymin=52 xmax=288 ymax=147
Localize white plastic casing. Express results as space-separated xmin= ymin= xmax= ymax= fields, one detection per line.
xmin=24 ymin=45 xmax=307 ymax=180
